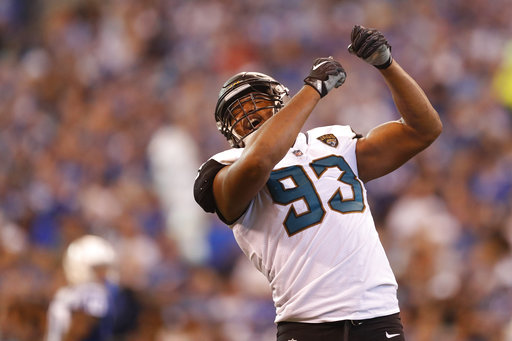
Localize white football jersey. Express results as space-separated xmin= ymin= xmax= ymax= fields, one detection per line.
xmin=46 ymin=282 xmax=108 ymax=341
xmin=196 ymin=125 xmax=399 ymax=323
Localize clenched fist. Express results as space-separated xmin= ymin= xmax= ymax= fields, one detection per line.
xmin=348 ymin=25 xmax=393 ymax=69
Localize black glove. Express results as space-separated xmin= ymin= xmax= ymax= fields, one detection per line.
xmin=348 ymin=25 xmax=392 ymax=69
xmin=304 ymin=57 xmax=346 ymax=98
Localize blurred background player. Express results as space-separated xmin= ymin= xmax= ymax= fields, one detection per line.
xmin=45 ymin=235 xmax=126 ymax=341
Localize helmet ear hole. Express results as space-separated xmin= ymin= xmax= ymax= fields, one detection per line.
xmin=214 ymin=72 xmax=289 ymax=148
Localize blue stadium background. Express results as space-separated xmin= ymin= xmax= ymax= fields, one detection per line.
xmin=0 ymin=0 xmax=512 ymax=340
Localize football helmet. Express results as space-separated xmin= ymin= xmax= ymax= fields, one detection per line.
xmin=63 ymin=235 xmax=117 ymax=285
xmin=214 ymin=72 xmax=289 ymax=148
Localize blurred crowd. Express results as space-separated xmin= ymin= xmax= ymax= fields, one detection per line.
xmin=0 ymin=0 xmax=511 ymax=340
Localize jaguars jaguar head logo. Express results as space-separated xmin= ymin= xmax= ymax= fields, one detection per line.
xmin=317 ymin=134 xmax=338 ymax=148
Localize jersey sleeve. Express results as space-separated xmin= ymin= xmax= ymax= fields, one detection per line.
xmin=193 ymin=148 xmax=244 ymax=223
xmin=193 ymin=159 xmax=226 ymax=214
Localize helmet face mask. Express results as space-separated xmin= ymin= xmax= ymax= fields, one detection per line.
xmin=226 ymin=93 xmax=278 ymax=146
xmin=215 ymin=72 xmax=289 ymax=148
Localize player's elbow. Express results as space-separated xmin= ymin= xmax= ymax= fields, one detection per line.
xmin=434 ymin=119 xmax=443 ymax=138
xmin=414 ymin=111 xmax=442 ymax=147
xmin=425 ymin=115 xmax=443 ymax=144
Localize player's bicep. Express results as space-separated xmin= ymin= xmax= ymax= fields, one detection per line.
xmin=213 ymin=160 xmax=270 ymax=223
xmin=356 ymin=120 xmax=430 ymax=182
xmin=194 ymin=158 xmax=268 ymax=224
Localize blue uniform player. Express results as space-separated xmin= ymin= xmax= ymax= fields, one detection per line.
xmin=46 ymin=235 xmax=128 ymax=341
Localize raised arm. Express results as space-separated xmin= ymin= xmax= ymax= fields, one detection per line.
xmin=348 ymin=25 xmax=442 ymax=182
xmin=213 ymin=58 xmax=346 ymax=222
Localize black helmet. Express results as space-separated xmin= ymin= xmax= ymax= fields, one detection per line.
xmin=214 ymin=72 xmax=289 ymax=148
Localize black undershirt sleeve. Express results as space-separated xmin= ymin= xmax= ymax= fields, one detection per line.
xmin=194 ymin=159 xmax=225 ymax=213
xmin=193 ymin=159 xmax=231 ymax=224
xmin=351 ymin=128 xmax=363 ymax=139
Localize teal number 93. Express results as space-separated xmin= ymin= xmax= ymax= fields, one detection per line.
xmin=266 ymin=155 xmax=365 ymax=236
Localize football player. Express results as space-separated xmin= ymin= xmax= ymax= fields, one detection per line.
xmin=46 ymin=235 xmax=120 ymax=341
xmin=194 ymin=25 xmax=442 ymax=341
